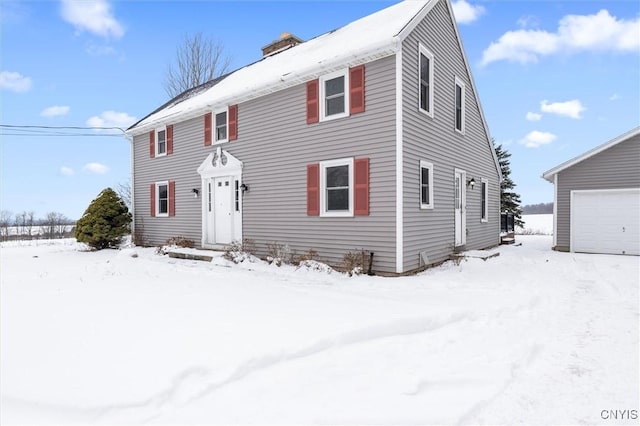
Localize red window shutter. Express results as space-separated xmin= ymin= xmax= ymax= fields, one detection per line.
xmin=350 ymin=65 xmax=365 ymax=114
xmin=169 ymin=181 xmax=176 ymax=217
xmin=229 ymin=104 xmax=238 ymax=141
xmin=307 ymin=163 xmax=320 ymax=216
xmin=150 ymin=184 xmax=156 ymax=217
xmin=204 ymin=112 xmax=212 ymax=146
xmin=166 ymin=125 xmax=174 ymax=154
xmin=306 ymin=80 xmax=319 ymax=124
xmin=354 ymin=157 xmax=369 ymax=216
xmin=149 ymin=131 xmax=155 ymax=158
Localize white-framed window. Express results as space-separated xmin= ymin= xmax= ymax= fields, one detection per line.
xmin=214 ymin=108 xmax=228 ymax=143
xmin=418 ymin=44 xmax=434 ymax=117
xmin=419 ymin=160 xmax=434 ymax=209
xmin=481 ymin=178 xmax=488 ymax=222
xmin=320 ymin=157 xmax=354 ymax=217
xmin=454 ymin=76 xmax=465 ymax=134
xmin=156 ymin=181 xmax=169 ymax=217
xmin=156 ymin=127 xmax=167 ymax=156
xmin=320 ymin=69 xmax=349 ymax=121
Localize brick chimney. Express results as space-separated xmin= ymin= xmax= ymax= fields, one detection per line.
xmin=262 ymin=32 xmax=303 ymax=57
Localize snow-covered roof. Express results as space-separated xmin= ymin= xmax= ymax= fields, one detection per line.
xmin=542 ymin=126 xmax=640 ymax=182
xmin=127 ymin=0 xmax=433 ymax=135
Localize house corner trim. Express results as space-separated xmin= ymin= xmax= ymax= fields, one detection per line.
xmin=395 ymin=49 xmax=404 ymax=274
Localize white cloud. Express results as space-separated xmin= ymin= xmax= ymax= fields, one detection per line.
xmin=60 ymin=0 xmax=124 ymax=39
xmin=609 ymin=93 xmax=621 ymax=101
xmin=60 ymin=166 xmax=75 ymax=176
xmin=540 ymin=99 xmax=586 ymax=119
xmin=482 ymin=30 xmax=559 ymax=65
xmin=519 ymin=131 xmax=557 ymax=148
xmin=526 ymin=112 xmax=542 ymax=121
xmin=0 ymin=71 xmax=32 ymax=92
xmin=86 ymin=110 xmax=137 ymax=131
xmin=41 ymin=105 xmax=70 ymax=117
xmin=482 ymin=9 xmax=640 ymax=66
xmin=452 ymin=0 xmax=485 ymax=25
xmin=83 ymin=162 xmax=109 ymax=174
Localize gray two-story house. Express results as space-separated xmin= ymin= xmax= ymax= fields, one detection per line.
xmin=126 ymin=0 xmax=502 ymax=274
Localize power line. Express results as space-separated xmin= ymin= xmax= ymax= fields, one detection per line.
xmin=1 ymin=124 xmax=126 ymax=132
xmin=1 ymin=133 xmax=125 ymax=137
xmin=0 ymin=124 xmax=128 ymax=137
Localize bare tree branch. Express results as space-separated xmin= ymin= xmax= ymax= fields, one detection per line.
xmin=164 ymin=32 xmax=232 ymax=99
xmin=116 ymin=181 xmax=131 ymax=210
xmin=0 ymin=210 xmax=12 ymax=241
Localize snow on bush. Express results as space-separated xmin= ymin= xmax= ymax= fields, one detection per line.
xmin=296 ymin=259 xmax=334 ymax=274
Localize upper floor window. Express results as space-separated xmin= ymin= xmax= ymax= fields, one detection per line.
xmin=419 ymin=44 xmax=434 ymax=117
xmin=419 ymin=160 xmax=434 ymax=209
xmin=306 ymin=66 xmax=364 ymax=124
xmin=454 ymin=76 xmax=465 ymax=134
xmin=481 ymin=178 xmax=488 ymax=222
xmin=320 ymin=69 xmax=349 ymax=121
xmin=156 ymin=127 xmax=167 ymax=156
xmin=215 ymin=109 xmax=228 ymax=143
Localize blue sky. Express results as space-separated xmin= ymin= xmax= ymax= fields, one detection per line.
xmin=1 ymin=0 xmax=639 ymax=220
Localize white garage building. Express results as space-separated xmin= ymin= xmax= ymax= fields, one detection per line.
xmin=543 ymin=127 xmax=640 ymax=255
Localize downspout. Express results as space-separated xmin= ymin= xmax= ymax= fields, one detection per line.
xmin=553 ymin=173 xmax=558 ymax=249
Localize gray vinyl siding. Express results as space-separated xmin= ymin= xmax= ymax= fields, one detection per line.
xmin=400 ymin=0 xmax=500 ymax=271
xmin=555 ymin=134 xmax=640 ymax=250
xmin=133 ymin=55 xmax=398 ymax=272
xmin=133 ymin=116 xmax=206 ymax=246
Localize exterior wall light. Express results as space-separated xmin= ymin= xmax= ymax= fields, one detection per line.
xmin=467 ymin=178 xmax=476 ymax=189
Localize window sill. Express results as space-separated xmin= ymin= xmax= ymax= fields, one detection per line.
xmin=420 ymin=204 xmax=434 ymax=210
xmin=320 ymin=112 xmax=350 ymax=123
xmin=320 ymin=211 xmax=354 ymax=218
xmin=418 ymin=108 xmax=434 ymax=119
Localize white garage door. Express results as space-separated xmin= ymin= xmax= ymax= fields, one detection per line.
xmin=571 ymin=189 xmax=640 ymax=255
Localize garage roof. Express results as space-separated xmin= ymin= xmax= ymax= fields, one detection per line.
xmin=542 ymin=126 xmax=640 ymax=182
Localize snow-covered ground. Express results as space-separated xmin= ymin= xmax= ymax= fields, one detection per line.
xmin=1 ymin=236 xmax=638 ymax=424
xmin=517 ymin=213 xmax=553 ymax=235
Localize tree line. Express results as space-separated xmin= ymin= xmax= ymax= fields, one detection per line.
xmin=522 ymin=202 xmax=553 ymax=214
xmin=0 ymin=210 xmax=75 ymax=241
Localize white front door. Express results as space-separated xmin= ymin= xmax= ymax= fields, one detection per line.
xmin=213 ymin=177 xmax=233 ymax=244
xmin=454 ymin=169 xmax=466 ymax=247
xmin=204 ymin=176 xmax=233 ymax=245
xmin=198 ymin=149 xmax=243 ymax=248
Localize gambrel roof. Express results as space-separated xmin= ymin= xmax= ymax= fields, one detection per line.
xmin=542 ymin=126 xmax=640 ymax=182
